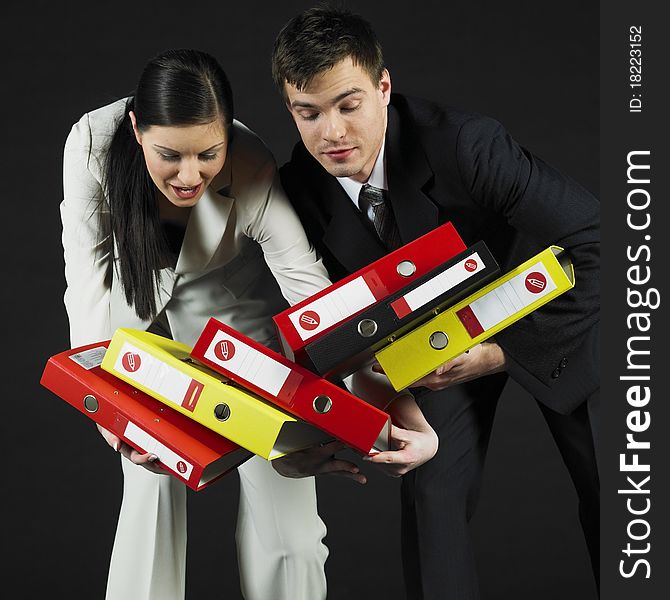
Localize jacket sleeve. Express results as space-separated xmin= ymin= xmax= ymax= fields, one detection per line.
xmin=61 ymin=113 xmax=113 ymax=348
xmin=241 ymin=152 xmax=333 ymax=307
xmin=455 ymin=115 xmax=600 ymax=394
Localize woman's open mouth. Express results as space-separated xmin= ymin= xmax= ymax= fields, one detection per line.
xmin=171 ymin=183 xmax=202 ymax=199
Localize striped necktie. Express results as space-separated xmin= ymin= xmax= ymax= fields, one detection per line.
xmin=357 ymin=183 xmax=401 ymax=250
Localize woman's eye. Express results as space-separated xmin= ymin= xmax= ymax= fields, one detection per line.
xmin=159 ymin=153 xmax=180 ymax=162
xmin=200 ymin=153 xmax=218 ymax=161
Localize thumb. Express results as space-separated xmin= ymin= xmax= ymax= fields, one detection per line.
xmin=97 ymin=424 xmax=121 ymax=451
xmin=390 ymin=424 xmax=413 ymax=444
xmin=436 ymin=359 xmax=458 ymax=376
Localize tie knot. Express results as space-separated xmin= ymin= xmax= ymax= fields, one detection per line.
xmin=358 ymin=183 xmax=386 ymax=209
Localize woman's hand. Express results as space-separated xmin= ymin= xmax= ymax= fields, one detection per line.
xmin=96 ymin=424 xmax=167 ymax=475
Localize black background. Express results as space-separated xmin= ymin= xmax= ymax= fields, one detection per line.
xmin=3 ymin=1 xmax=603 ymax=598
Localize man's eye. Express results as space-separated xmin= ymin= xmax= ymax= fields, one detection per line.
xmin=341 ymin=104 xmax=360 ymax=113
xmin=300 ymin=112 xmax=319 ymax=121
xmin=159 ymin=153 xmax=180 ymax=161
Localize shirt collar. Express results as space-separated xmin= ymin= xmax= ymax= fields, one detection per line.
xmin=336 ymin=139 xmax=387 ymax=208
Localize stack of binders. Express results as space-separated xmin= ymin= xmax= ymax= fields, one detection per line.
xmin=291 ymin=241 xmax=501 ymax=379
xmin=375 ymin=246 xmax=576 ymax=390
xmin=273 ymin=221 xmax=507 ymax=381
xmin=40 ymin=341 xmax=252 ymax=491
xmin=100 ymin=329 xmax=330 ymax=461
xmin=273 ymin=221 xmax=467 ymax=369
xmin=42 ymin=221 xmax=576 ymax=491
xmin=191 ymin=317 xmax=391 ymax=456
xmin=273 ymin=240 xmax=575 ymax=393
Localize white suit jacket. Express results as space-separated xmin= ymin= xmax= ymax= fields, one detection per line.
xmin=61 ymin=99 xmax=331 ymax=349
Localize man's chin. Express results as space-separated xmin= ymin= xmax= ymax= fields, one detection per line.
xmin=317 ymin=158 xmax=362 ymax=179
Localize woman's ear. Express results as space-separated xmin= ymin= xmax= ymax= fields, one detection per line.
xmin=129 ymin=111 xmax=142 ymax=145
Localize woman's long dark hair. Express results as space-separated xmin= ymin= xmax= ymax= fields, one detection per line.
xmin=103 ymin=49 xmax=234 ymax=320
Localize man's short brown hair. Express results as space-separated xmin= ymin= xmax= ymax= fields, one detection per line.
xmin=272 ymin=6 xmax=385 ymax=95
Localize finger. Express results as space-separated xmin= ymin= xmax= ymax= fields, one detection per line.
xmin=119 ymin=445 xmax=157 ymax=465
xmin=372 ymin=463 xmax=404 ymax=478
xmin=416 ymin=374 xmax=451 ymax=391
xmin=435 ymin=358 xmax=462 ymax=376
xmin=118 ymin=446 xmax=166 ymax=474
xmin=323 ymin=470 xmax=368 ymax=484
xmin=318 ymin=440 xmax=346 ymax=455
xmin=389 ymin=424 xmax=414 ymax=444
xmin=363 ymin=449 xmax=410 ymax=465
xmin=97 ymin=424 xmax=122 ymax=451
xmin=317 ymin=458 xmax=362 ymax=476
xmin=371 ymin=362 xmax=385 ymax=374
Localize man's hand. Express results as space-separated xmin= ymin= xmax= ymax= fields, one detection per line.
xmin=373 ymin=342 xmax=506 ymax=391
xmin=96 ymin=424 xmax=166 ymax=475
xmin=271 ymin=440 xmax=367 ymax=484
xmin=363 ymin=424 xmax=438 ymax=477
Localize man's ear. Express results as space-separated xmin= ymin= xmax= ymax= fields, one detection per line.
xmin=129 ymin=111 xmax=142 ymax=145
xmin=379 ymin=69 xmax=392 ymax=106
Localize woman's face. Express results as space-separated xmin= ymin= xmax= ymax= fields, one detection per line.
xmin=130 ymin=112 xmax=228 ymax=207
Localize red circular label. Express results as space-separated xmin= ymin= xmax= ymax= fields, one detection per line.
xmin=176 ymin=461 xmax=187 ymax=474
xmin=464 ymin=259 xmax=478 ymax=272
xmin=525 ymin=272 xmax=547 ymax=293
xmin=214 ymin=339 xmax=236 ymax=361
xmin=299 ymin=310 xmax=320 ymax=331
xmin=121 ymin=352 xmax=141 ymax=372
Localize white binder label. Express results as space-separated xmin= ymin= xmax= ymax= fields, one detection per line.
xmin=469 ymin=262 xmax=557 ymax=331
xmin=204 ymin=330 xmax=291 ymax=397
xmin=113 ymin=342 xmax=193 ymax=407
xmin=288 ymin=276 xmax=377 ymax=341
xmin=69 ymin=346 xmax=107 ymax=370
xmin=400 ymin=252 xmax=486 ymax=311
xmin=123 ymin=421 xmax=193 ymax=480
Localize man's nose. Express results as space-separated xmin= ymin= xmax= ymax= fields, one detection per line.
xmin=322 ymin=112 xmax=346 ymax=141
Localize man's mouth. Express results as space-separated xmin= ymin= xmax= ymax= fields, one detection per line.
xmin=323 ymin=147 xmax=355 ymax=160
xmin=170 ymin=183 xmax=202 ymax=200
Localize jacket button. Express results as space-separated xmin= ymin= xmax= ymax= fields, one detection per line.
xmin=560 ymin=357 xmax=568 ymax=368
xmin=551 ymin=368 xmax=561 ymax=379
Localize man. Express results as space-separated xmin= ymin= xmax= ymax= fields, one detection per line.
xmin=271 ymin=7 xmax=600 ymax=600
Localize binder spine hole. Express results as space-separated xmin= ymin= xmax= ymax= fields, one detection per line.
xmin=357 ymin=319 xmax=378 ymax=338
xmin=83 ymin=395 xmax=99 ymax=413
xmin=429 ymin=332 xmax=449 ymax=350
xmin=214 ymin=403 xmax=231 ymax=421
xmin=397 ymin=260 xmax=417 ymax=277
xmin=313 ymin=395 xmax=333 ymax=414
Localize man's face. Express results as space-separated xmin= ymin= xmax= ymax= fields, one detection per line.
xmin=285 ymin=58 xmax=391 ymax=183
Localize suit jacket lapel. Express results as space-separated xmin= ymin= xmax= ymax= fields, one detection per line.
xmin=385 ymin=103 xmax=439 ymax=242
xmin=175 ymin=157 xmax=234 ymax=275
xmin=320 ymin=171 xmax=387 ymax=271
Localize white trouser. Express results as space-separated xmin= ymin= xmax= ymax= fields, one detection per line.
xmin=105 ymin=455 xmax=328 ymax=600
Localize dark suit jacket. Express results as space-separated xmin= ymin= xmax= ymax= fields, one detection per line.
xmin=280 ymin=93 xmax=600 ymax=414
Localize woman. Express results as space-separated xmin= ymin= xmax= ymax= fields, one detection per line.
xmin=61 ymin=49 xmax=333 ymax=600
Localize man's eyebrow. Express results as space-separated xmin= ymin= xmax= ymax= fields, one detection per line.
xmin=290 ymin=88 xmax=365 ymax=109
xmin=152 ymin=141 xmax=226 ymax=153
